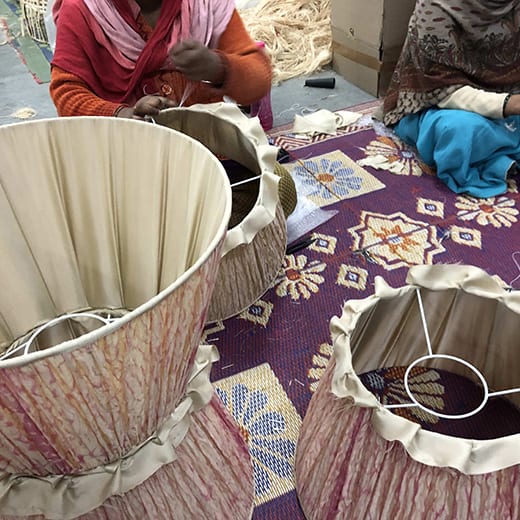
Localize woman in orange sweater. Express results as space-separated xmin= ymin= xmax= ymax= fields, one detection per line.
xmin=50 ymin=0 xmax=272 ymax=119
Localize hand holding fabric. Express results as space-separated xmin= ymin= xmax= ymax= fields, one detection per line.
xmin=117 ymin=95 xmax=177 ymax=119
xmin=170 ymin=39 xmax=225 ymax=85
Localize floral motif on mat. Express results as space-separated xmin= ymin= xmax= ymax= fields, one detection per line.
xmin=449 ymin=225 xmax=482 ymax=248
xmin=286 ymin=150 xmax=385 ymax=207
xmin=359 ymin=135 xmax=434 ymax=177
xmin=349 ymin=211 xmax=446 ymax=270
xmin=308 ymin=342 xmax=333 ymax=393
xmin=416 ymin=197 xmax=445 ymax=218
xmin=455 ymin=195 xmax=519 ymax=228
xmin=240 ymin=299 xmax=274 ymax=327
xmin=360 ymin=366 xmax=444 ymax=425
xmin=214 ymin=364 xmax=302 ymax=506
xmin=274 ymin=254 xmax=326 ymax=301
xmin=336 ymin=264 xmax=369 ymax=290
xmin=309 ymin=233 xmax=337 ymax=255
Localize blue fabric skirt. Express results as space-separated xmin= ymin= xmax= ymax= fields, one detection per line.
xmin=394 ymin=108 xmax=520 ymax=198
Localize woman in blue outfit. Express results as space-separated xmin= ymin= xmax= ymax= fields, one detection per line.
xmin=381 ymin=0 xmax=520 ymax=198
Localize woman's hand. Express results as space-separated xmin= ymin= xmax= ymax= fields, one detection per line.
xmin=170 ymin=39 xmax=225 ymax=85
xmin=503 ymin=94 xmax=520 ymax=117
xmin=116 ymin=95 xmax=176 ymax=119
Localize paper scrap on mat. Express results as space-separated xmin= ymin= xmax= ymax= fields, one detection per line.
xmin=292 ymin=109 xmax=363 ymax=136
xmin=358 ymin=154 xmax=406 ymax=174
xmin=335 ymin=110 xmax=363 ymax=128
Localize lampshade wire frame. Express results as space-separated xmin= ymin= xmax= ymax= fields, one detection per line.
xmin=381 ymin=288 xmax=520 ymax=419
xmin=416 ymin=288 xmax=433 ymax=356
xmin=229 ymin=175 xmax=262 ymax=188
xmin=0 ymin=312 xmax=119 ymax=361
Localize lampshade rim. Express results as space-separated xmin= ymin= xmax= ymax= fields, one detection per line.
xmin=330 ymin=264 xmax=520 ymax=475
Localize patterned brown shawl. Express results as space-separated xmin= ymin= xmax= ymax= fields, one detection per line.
xmin=382 ymin=0 xmax=520 ymax=125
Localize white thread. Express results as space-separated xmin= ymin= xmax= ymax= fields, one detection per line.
xmin=508 ymin=251 xmax=520 ymax=288
xmin=178 ymin=82 xmax=195 ymax=108
xmin=276 ymin=103 xmax=302 ymax=119
xmin=300 ymin=105 xmax=319 ymax=115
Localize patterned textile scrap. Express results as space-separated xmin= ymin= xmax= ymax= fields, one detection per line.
xmin=214 ymin=363 xmax=302 ymax=506
xmin=285 ymin=150 xmax=385 ymax=207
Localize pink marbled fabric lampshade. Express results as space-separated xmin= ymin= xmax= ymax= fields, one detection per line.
xmin=296 ymin=265 xmax=520 ymax=519
xmin=0 ymin=117 xmax=254 ymax=519
xmin=155 ymin=103 xmax=289 ymax=322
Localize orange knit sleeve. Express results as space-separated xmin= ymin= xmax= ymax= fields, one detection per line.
xmin=215 ymin=10 xmax=272 ymax=106
xmin=49 ymin=65 xmax=126 ymax=117
xmin=50 ymin=10 xmax=270 ymax=114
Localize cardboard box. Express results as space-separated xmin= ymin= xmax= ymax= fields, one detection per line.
xmin=331 ymin=0 xmax=416 ymax=97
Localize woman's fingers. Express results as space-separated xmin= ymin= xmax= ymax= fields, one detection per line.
xmin=162 ymin=98 xmax=177 ymax=108
xmin=134 ymin=96 xmax=177 ymax=117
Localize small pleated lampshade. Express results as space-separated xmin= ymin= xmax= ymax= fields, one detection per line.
xmin=296 ymin=265 xmax=520 ymax=519
xmin=156 ymin=103 xmax=290 ymax=322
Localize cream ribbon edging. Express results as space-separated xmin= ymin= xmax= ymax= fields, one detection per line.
xmin=330 ymin=264 xmax=520 ymax=475
xmin=157 ymin=103 xmax=281 ymax=258
xmin=0 ymin=344 xmax=219 ymax=519
xmin=193 ymin=103 xmax=281 ymax=257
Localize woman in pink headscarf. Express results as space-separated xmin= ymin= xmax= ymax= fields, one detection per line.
xmin=50 ymin=0 xmax=272 ymax=119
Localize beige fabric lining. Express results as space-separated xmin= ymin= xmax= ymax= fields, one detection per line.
xmin=0 ymin=116 xmax=231 ymax=359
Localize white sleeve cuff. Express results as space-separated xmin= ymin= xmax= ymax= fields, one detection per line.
xmin=438 ymin=85 xmax=508 ymax=119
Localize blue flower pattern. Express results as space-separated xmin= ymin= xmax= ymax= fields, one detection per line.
xmin=292 ymin=158 xmax=363 ymax=200
xmin=215 ymin=383 xmax=295 ymax=497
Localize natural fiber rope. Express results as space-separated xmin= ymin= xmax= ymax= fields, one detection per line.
xmin=239 ymin=0 xmax=332 ymax=84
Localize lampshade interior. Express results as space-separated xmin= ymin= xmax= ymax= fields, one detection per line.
xmin=155 ymin=109 xmax=261 ymax=229
xmin=350 ymin=288 xmax=520 ymax=408
xmin=0 ymin=117 xmax=230 ymax=355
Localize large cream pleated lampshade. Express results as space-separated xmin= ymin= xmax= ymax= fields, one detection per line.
xmin=296 ymin=265 xmax=520 ymax=519
xmin=0 ymin=117 xmax=254 ymax=519
xmin=155 ymin=103 xmax=290 ymax=322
